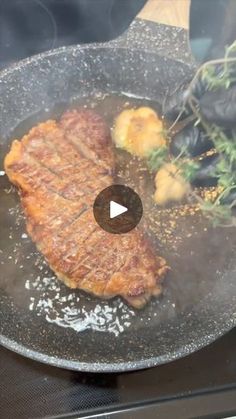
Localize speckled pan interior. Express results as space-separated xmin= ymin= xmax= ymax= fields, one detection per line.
xmin=0 ymin=20 xmax=236 ymax=372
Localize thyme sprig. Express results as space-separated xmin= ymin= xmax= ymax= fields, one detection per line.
xmin=147 ymin=146 xmax=168 ymax=171
xmin=148 ymin=41 xmax=236 ymax=227
xmin=201 ymin=41 xmax=236 ymax=90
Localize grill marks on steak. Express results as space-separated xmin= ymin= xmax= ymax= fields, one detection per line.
xmin=4 ymin=109 xmax=168 ymax=308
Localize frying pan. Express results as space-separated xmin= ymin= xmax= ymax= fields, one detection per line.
xmin=1 ymin=40 xmax=236 ymax=373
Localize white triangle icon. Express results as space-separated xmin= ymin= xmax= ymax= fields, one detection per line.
xmin=110 ymin=200 xmax=128 ymax=219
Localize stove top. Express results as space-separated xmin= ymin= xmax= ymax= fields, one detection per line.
xmin=1 ymin=329 xmax=236 ymax=418
xmin=0 ymin=2 xmax=236 ymax=418
xmin=0 ymin=0 xmax=147 ymax=66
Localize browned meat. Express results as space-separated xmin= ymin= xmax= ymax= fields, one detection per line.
xmin=4 ymin=109 xmax=169 ymax=308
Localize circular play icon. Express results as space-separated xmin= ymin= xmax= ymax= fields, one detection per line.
xmin=93 ymin=184 xmax=143 ymax=234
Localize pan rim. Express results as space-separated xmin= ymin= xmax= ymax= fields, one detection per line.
xmin=0 ymin=321 xmax=235 ymax=372
xmin=0 ymin=42 xmax=193 ymax=80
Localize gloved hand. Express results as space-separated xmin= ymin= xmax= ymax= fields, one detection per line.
xmin=163 ymin=76 xmax=236 ymax=202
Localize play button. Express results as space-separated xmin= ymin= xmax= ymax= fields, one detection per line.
xmin=110 ymin=201 xmax=128 ymax=219
xmin=93 ymin=185 xmax=143 ymax=234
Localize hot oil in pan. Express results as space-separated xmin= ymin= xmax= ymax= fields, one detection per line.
xmin=1 ymin=93 xmax=236 ymax=337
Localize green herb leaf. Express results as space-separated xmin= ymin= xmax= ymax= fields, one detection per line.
xmin=148 ymin=146 xmax=168 ymax=171
xmin=176 ymin=160 xmax=200 ymax=182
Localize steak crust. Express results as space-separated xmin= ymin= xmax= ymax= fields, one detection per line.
xmin=4 ymin=109 xmax=169 ymax=308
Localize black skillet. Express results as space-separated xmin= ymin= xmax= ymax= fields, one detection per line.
xmin=1 ymin=40 xmax=236 ymax=372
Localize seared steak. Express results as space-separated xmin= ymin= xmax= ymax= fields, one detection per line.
xmin=4 ymin=109 xmax=168 ymax=308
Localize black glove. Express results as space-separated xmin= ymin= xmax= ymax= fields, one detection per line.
xmin=163 ymin=62 xmax=236 ymax=125
xmin=163 ymin=80 xmax=236 ymax=202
